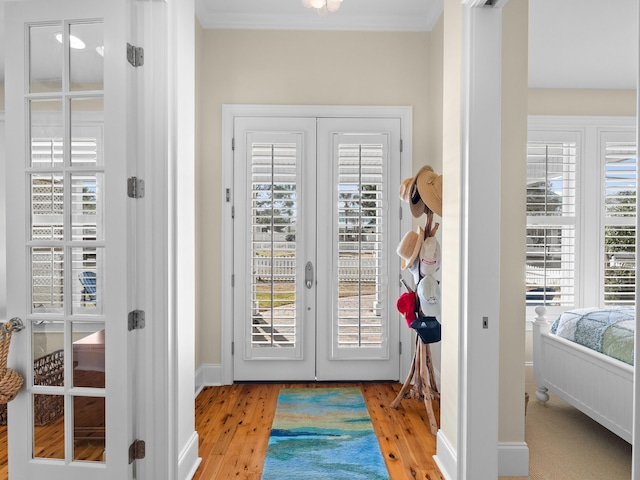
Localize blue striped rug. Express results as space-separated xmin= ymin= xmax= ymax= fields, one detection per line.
xmin=261 ymin=387 xmax=389 ymax=480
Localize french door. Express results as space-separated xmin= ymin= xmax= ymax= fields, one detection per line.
xmin=232 ymin=115 xmax=403 ymax=381
xmin=5 ymin=1 xmax=135 ymax=478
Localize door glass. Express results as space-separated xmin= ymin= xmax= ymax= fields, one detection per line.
xmin=26 ymin=19 xmax=106 ymax=464
xmin=336 ymin=143 xmax=385 ymax=348
xmin=33 ymin=394 xmax=65 ymax=459
xmin=73 ymin=396 xmax=105 ymax=461
xmin=70 ymin=22 xmax=104 ymax=91
xmin=29 ymin=24 xmax=63 ymax=93
xmin=250 ymin=142 xmax=298 ymax=348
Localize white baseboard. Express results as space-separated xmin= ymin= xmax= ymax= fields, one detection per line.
xmin=434 ymin=430 xmax=457 ymax=480
xmin=195 ymin=364 xmax=223 ymax=396
xmin=178 ymin=431 xmax=201 ymax=480
xmin=498 ymin=442 xmax=529 ymax=476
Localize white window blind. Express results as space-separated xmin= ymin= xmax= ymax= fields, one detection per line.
xmin=603 ymin=139 xmax=636 ymax=305
xmin=336 ymin=143 xmax=384 ymax=348
xmin=250 ymin=143 xmax=297 ymax=348
xmin=526 ymin=140 xmax=577 ymax=307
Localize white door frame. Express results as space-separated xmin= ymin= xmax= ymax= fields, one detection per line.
xmin=221 ymin=104 xmax=413 ymax=385
xmin=455 ymin=2 xmax=505 ymax=479
xmin=633 ymin=0 xmax=639 ymax=476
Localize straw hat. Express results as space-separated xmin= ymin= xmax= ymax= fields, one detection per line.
xmin=396 ymin=226 xmax=424 ymax=270
xmin=399 ymin=169 xmax=429 ymax=218
xmin=415 ymin=167 xmax=442 ymax=217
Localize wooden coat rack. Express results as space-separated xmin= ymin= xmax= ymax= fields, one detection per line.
xmin=390 ymin=212 xmax=440 ymax=436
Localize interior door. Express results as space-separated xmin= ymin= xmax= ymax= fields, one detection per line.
xmin=232 ymin=116 xmax=401 ymax=382
xmin=5 ymin=1 xmax=134 ymax=478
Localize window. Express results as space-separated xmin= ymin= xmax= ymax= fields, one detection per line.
xmin=527 ymin=118 xmax=636 ymax=316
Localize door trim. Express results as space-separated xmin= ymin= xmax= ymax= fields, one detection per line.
xmin=221 ymin=104 xmax=413 ymax=385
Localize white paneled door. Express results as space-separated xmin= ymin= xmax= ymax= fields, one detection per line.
xmin=232 ymin=116 xmax=402 ymax=381
xmin=5 ymin=1 xmax=135 ymax=478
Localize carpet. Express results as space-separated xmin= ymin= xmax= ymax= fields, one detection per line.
xmin=499 ymin=366 xmax=632 ymax=480
xmin=261 ymin=387 xmax=390 ymax=480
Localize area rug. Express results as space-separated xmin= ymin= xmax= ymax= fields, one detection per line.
xmin=261 ymin=387 xmax=389 ymax=480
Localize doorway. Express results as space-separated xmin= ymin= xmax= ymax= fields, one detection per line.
xmin=223 ymin=106 xmax=412 ymax=382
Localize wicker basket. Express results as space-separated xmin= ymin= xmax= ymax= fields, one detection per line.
xmin=0 ymin=349 xmax=64 ymax=426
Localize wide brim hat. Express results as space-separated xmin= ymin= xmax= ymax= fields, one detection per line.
xmin=415 ymin=167 xmax=443 ymax=217
xmin=396 ymin=226 xmax=424 ymax=270
xmin=399 ymin=177 xmax=427 ymax=218
xmin=400 ymin=166 xmax=433 ymax=218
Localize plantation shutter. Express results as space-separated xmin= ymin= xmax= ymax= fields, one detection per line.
xmin=30 ymin=132 xmax=101 ymax=313
xmin=250 ymin=142 xmax=298 ymax=348
xmin=525 ymin=134 xmax=577 ymax=308
xmin=336 ymin=143 xmax=384 ymax=348
xmin=602 ymin=136 xmax=637 ymax=305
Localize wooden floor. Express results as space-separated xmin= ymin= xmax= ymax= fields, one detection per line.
xmin=0 ymin=382 xmax=442 ymax=480
xmin=193 ymin=382 xmax=443 ymax=480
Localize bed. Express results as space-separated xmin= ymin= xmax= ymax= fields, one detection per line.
xmin=532 ymin=305 xmax=634 ymax=443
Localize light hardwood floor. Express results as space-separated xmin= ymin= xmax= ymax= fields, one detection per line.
xmin=0 ymin=382 xmax=442 ymax=479
xmin=193 ymin=382 xmax=443 ymax=480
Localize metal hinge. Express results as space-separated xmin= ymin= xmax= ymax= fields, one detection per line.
xmin=231 ymin=274 xmax=235 ymax=287
xmin=399 ymin=341 xmax=402 ymax=355
xmin=127 ymin=43 xmax=144 ymax=67
xmin=231 ymin=206 xmax=235 ymax=219
xmin=232 ymin=342 xmax=235 ymax=355
xmin=129 ymin=439 xmax=146 ymax=464
xmin=128 ymin=177 xmax=145 ymax=199
xmin=400 ymin=139 xmax=403 ymax=153
xmin=232 ymin=138 xmax=235 ymax=151
xmin=128 ymin=310 xmax=146 ymax=331
xmin=399 ymin=206 xmax=402 ymax=220
xmin=226 ymin=188 xmax=231 ymax=202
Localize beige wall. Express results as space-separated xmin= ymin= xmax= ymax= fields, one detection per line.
xmin=195 ymin=28 xmax=433 ymax=367
xmin=529 ymin=88 xmax=636 ymax=116
xmin=440 ymin=0 xmax=463 ymax=449
xmin=499 ymin=0 xmax=529 ymax=444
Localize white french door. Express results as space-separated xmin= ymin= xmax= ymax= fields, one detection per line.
xmin=5 ymin=1 xmax=135 ymax=478
xmin=232 ymin=115 xmax=403 ymax=382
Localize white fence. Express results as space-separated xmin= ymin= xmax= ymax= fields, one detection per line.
xmin=253 ymin=257 xmax=380 ymax=282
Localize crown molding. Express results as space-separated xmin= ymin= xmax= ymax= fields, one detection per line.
xmin=195 ymin=0 xmax=443 ymax=32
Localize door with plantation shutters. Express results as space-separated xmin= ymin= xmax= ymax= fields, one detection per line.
xmin=232 ymin=116 xmax=402 ymax=381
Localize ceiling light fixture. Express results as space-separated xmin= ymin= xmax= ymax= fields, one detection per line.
xmin=301 ymin=0 xmax=343 ymax=17
xmin=55 ymin=33 xmax=86 ymax=50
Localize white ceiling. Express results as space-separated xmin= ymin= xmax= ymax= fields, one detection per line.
xmin=0 ymin=0 xmax=638 ymax=89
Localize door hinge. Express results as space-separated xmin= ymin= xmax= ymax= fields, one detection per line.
xmin=225 ymin=188 xmax=231 ymax=202
xmin=400 ymin=139 xmax=403 ymax=153
xmin=232 ymin=138 xmax=235 ymax=151
xmin=128 ymin=310 xmax=146 ymax=331
xmin=399 ymin=341 xmax=402 ymax=355
xmin=129 ymin=439 xmax=146 ymax=464
xmin=399 ymin=206 xmax=403 ymax=220
xmin=231 ymin=274 xmax=235 ymax=287
xmin=127 ymin=43 xmax=144 ymax=67
xmin=231 ymin=206 xmax=235 ymax=219
xmin=127 ymin=177 xmax=145 ymax=199
xmin=232 ymin=341 xmax=235 ymax=355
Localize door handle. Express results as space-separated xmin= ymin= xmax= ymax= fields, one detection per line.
xmin=305 ymin=261 xmax=314 ymax=289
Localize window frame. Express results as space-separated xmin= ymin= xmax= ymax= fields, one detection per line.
xmin=526 ymin=115 xmax=636 ymax=323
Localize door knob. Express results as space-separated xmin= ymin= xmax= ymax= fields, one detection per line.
xmin=305 ymin=261 xmax=314 ymax=289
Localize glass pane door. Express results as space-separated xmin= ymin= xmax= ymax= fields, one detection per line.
xmin=5 ymin=1 xmax=132 ymax=478
xmin=233 ymin=117 xmax=317 ymax=381
xmin=316 ymin=118 xmax=402 ymax=381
